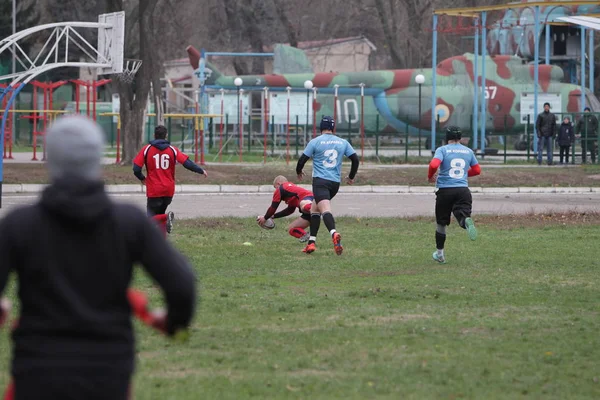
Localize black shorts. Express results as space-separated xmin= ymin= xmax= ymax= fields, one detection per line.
xmin=147 ymin=196 xmax=172 ymax=216
xmin=13 ymin=371 xmax=131 ymax=400
xmin=312 ymin=178 xmax=340 ymax=203
xmin=435 ymin=187 xmax=472 ymax=226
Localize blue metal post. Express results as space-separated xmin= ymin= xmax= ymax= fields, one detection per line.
xmin=480 ymin=11 xmax=487 ymax=154
xmin=431 ymin=14 xmax=438 ymax=152
xmin=534 ymin=6 xmax=540 ymax=153
xmin=0 ymin=83 xmax=25 ymax=208
xmin=581 ymin=26 xmax=586 ymax=111
xmin=590 ymin=30 xmax=595 ymax=94
xmin=473 ymin=17 xmax=479 ymax=150
xmin=545 ymin=23 xmax=550 ymax=64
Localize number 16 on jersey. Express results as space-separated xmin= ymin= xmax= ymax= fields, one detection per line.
xmin=153 ymin=154 xmax=170 ymax=170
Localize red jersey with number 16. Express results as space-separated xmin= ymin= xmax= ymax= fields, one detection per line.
xmin=133 ymin=142 xmax=190 ymax=198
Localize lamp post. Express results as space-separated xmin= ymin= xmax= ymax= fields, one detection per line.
xmin=304 ymin=80 xmax=313 ymax=146
xmin=234 ymin=77 xmax=243 ymax=161
xmin=415 ymin=74 xmax=425 ymax=156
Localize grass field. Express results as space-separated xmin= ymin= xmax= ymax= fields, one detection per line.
xmin=5 ymin=162 xmax=600 ymax=187
xmin=1 ymin=214 xmax=599 ymax=399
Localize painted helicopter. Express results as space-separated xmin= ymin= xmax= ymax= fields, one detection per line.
xmin=187 ymin=45 xmax=600 ymax=139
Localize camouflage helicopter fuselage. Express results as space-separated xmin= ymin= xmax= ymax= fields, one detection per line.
xmin=188 ymin=48 xmax=599 ymax=136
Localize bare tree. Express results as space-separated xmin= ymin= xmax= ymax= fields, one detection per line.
xmin=273 ymin=0 xmax=298 ymax=47
xmin=106 ymin=0 xmax=162 ymax=164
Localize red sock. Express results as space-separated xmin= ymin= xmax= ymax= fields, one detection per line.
xmin=152 ymin=214 xmax=167 ymax=237
xmin=301 ymin=203 xmax=311 ymax=213
xmin=289 ymin=227 xmax=307 ymax=238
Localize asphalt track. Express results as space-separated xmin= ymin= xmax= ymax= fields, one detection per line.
xmin=1 ymin=192 xmax=599 ymax=219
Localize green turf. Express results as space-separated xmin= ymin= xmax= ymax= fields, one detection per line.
xmin=1 ymin=217 xmax=599 ymax=399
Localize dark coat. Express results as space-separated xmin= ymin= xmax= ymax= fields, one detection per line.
xmin=0 ymin=179 xmax=197 ymax=377
xmin=557 ymin=122 xmax=575 ymax=146
xmin=536 ymin=111 xmax=557 ymax=137
xmin=576 ymin=113 xmax=599 ymax=139
xmin=535 ymin=111 xmax=556 ymax=137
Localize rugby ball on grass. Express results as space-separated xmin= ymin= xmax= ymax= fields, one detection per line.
xmin=257 ymin=216 xmax=275 ymax=230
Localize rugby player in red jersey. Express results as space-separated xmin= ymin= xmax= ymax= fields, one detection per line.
xmin=257 ymin=175 xmax=314 ymax=242
xmin=133 ymin=125 xmax=208 ymax=235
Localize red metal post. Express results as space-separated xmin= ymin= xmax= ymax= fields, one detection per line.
xmin=32 ymin=84 xmax=38 ymax=161
xmin=75 ymin=82 xmax=80 ymax=113
xmin=200 ymin=117 xmax=205 ymax=166
xmin=86 ymin=81 xmax=91 ymax=117
xmin=286 ymin=87 xmax=291 ymax=165
xmin=93 ymin=84 xmax=97 ymax=121
xmin=333 ymin=85 xmax=339 ymax=134
xmin=1 ymin=84 xmax=5 ymax=159
xmin=42 ymin=86 xmax=48 ymax=161
xmin=195 ymin=89 xmax=206 ymax=166
xmin=2 ymin=84 xmax=13 ymax=159
xmin=194 ymin=100 xmax=199 ymax=164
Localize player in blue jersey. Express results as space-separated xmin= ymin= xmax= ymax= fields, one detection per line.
xmin=427 ymin=126 xmax=481 ymax=264
xmin=296 ymin=116 xmax=360 ymax=255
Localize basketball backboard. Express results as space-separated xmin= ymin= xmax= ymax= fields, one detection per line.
xmin=97 ymin=11 xmax=125 ymax=75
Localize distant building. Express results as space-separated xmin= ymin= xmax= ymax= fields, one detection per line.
xmin=266 ymin=36 xmax=377 ymax=73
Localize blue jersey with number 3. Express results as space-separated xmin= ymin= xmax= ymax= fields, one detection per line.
xmin=434 ymin=143 xmax=478 ymax=188
xmin=303 ymin=134 xmax=356 ymax=182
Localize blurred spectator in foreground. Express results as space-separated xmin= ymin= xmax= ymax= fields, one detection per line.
xmin=0 ymin=115 xmax=197 ymax=400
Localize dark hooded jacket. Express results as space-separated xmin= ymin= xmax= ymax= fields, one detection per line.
xmin=557 ymin=121 xmax=575 ymax=146
xmin=576 ymin=113 xmax=599 ymax=139
xmin=0 ymin=179 xmax=196 ymax=376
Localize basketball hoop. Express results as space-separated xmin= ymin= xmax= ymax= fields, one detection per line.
xmin=115 ymin=59 xmax=142 ymax=83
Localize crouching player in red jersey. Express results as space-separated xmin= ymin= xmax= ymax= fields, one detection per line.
xmin=133 ymin=125 xmax=208 ymax=235
xmin=257 ymin=175 xmax=314 ymax=242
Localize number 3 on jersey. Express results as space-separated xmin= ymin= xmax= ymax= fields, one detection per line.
xmin=450 ymin=158 xmax=466 ymax=179
xmin=153 ymin=153 xmax=170 ymax=170
xmin=323 ymin=149 xmax=338 ymax=168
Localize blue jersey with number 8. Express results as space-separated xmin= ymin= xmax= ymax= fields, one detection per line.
xmin=302 ymin=134 xmax=356 ymax=182
xmin=433 ymin=143 xmax=478 ymax=188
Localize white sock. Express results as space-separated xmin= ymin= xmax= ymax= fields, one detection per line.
xmin=309 ymin=236 xmax=316 ymax=242
xmin=330 ymin=229 xmax=337 ymax=237
xmin=437 ymin=249 xmax=444 ymax=258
